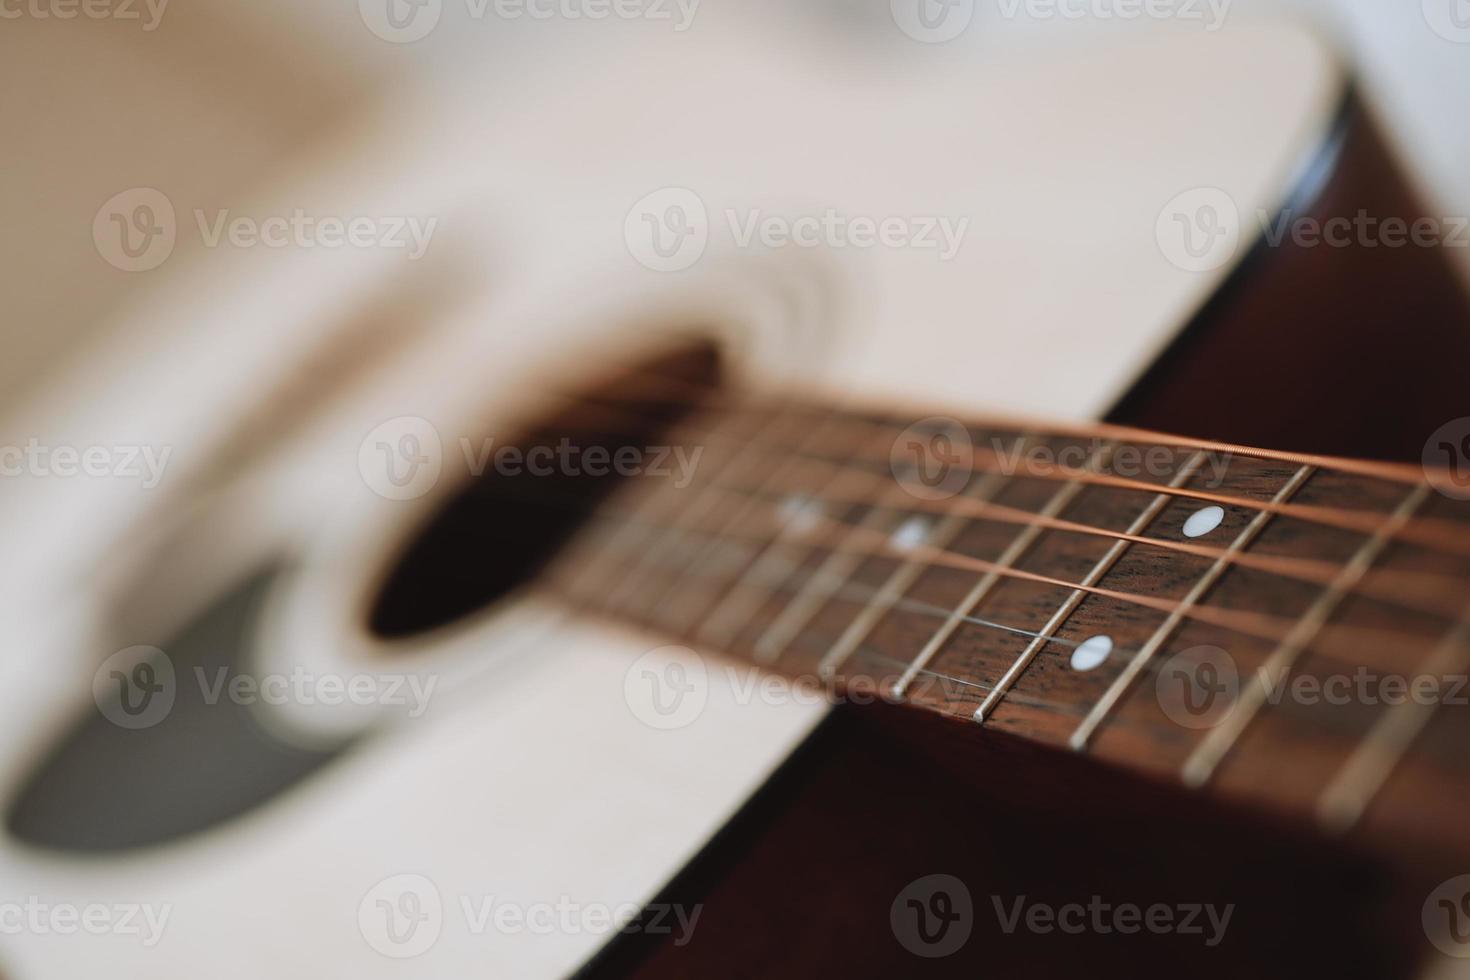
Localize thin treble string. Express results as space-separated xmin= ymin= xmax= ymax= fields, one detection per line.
xmin=563 ymin=365 xmax=1428 ymax=486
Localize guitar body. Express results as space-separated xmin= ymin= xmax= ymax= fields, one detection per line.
xmin=600 ymin=92 xmax=1470 ymax=980
xmin=2 ymin=19 xmax=1468 ymax=980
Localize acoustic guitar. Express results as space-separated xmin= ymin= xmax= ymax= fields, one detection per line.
xmin=3 ymin=18 xmax=1470 ymax=980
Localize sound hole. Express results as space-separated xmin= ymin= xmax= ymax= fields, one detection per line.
xmin=367 ymin=339 xmax=724 ymax=640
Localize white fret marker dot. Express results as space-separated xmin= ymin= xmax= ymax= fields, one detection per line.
xmin=1070 ymin=634 xmax=1113 ymax=672
xmin=890 ymin=516 xmax=931 ymax=552
xmin=1182 ymin=505 xmax=1225 ymax=538
xmin=778 ymin=495 xmax=823 ymax=536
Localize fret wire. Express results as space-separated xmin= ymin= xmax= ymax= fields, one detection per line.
xmin=783 ymin=549 xmax=1086 ymax=651
xmin=692 ymin=518 xmax=826 ymax=650
xmin=652 ymin=414 xmax=884 ymax=634
xmin=563 ymin=404 xmax=776 ymax=602
xmin=693 ymin=452 xmax=885 ymax=649
xmin=1069 ymin=464 xmax=1316 ymax=753
xmin=561 ymin=505 xmax=677 ymax=603
xmin=973 ymin=449 xmax=1210 ymax=724
xmin=805 ymin=502 xmax=992 ymax=678
xmin=1315 ymin=610 xmax=1470 ymax=833
xmin=599 ymin=409 xmax=804 ymax=615
xmin=748 ymin=482 xmax=910 ymax=665
xmin=880 ymin=442 xmax=1115 ymax=697
xmin=803 ymin=435 xmax=1030 ymax=684
xmin=1179 ymin=481 xmax=1432 ymax=787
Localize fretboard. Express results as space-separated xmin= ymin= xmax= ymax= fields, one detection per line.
xmin=546 ymin=394 xmax=1470 ymax=868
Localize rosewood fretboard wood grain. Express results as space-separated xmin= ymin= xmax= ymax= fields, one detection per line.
xmin=550 ymin=400 xmax=1470 ymax=874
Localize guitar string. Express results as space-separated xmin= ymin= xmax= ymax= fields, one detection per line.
xmin=535 ymin=382 xmax=1470 ymax=558
xmin=524 ymin=374 xmax=1470 ymax=780
xmin=512 ymin=392 xmax=1470 ymax=613
xmin=565 ymin=366 xmax=1431 ymax=486
xmin=711 ymin=444 xmax=1468 ymax=620
xmin=563 ymin=521 xmax=1169 ymax=721
xmin=555 ymin=478 xmax=1448 ymax=683
xmin=563 ymin=507 xmax=1415 ymax=729
xmin=467 ymin=428 xmax=1464 ymax=731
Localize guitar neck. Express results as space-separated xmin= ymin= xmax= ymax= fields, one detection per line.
xmin=549 ymin=393 xmax=1470 ymax=869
